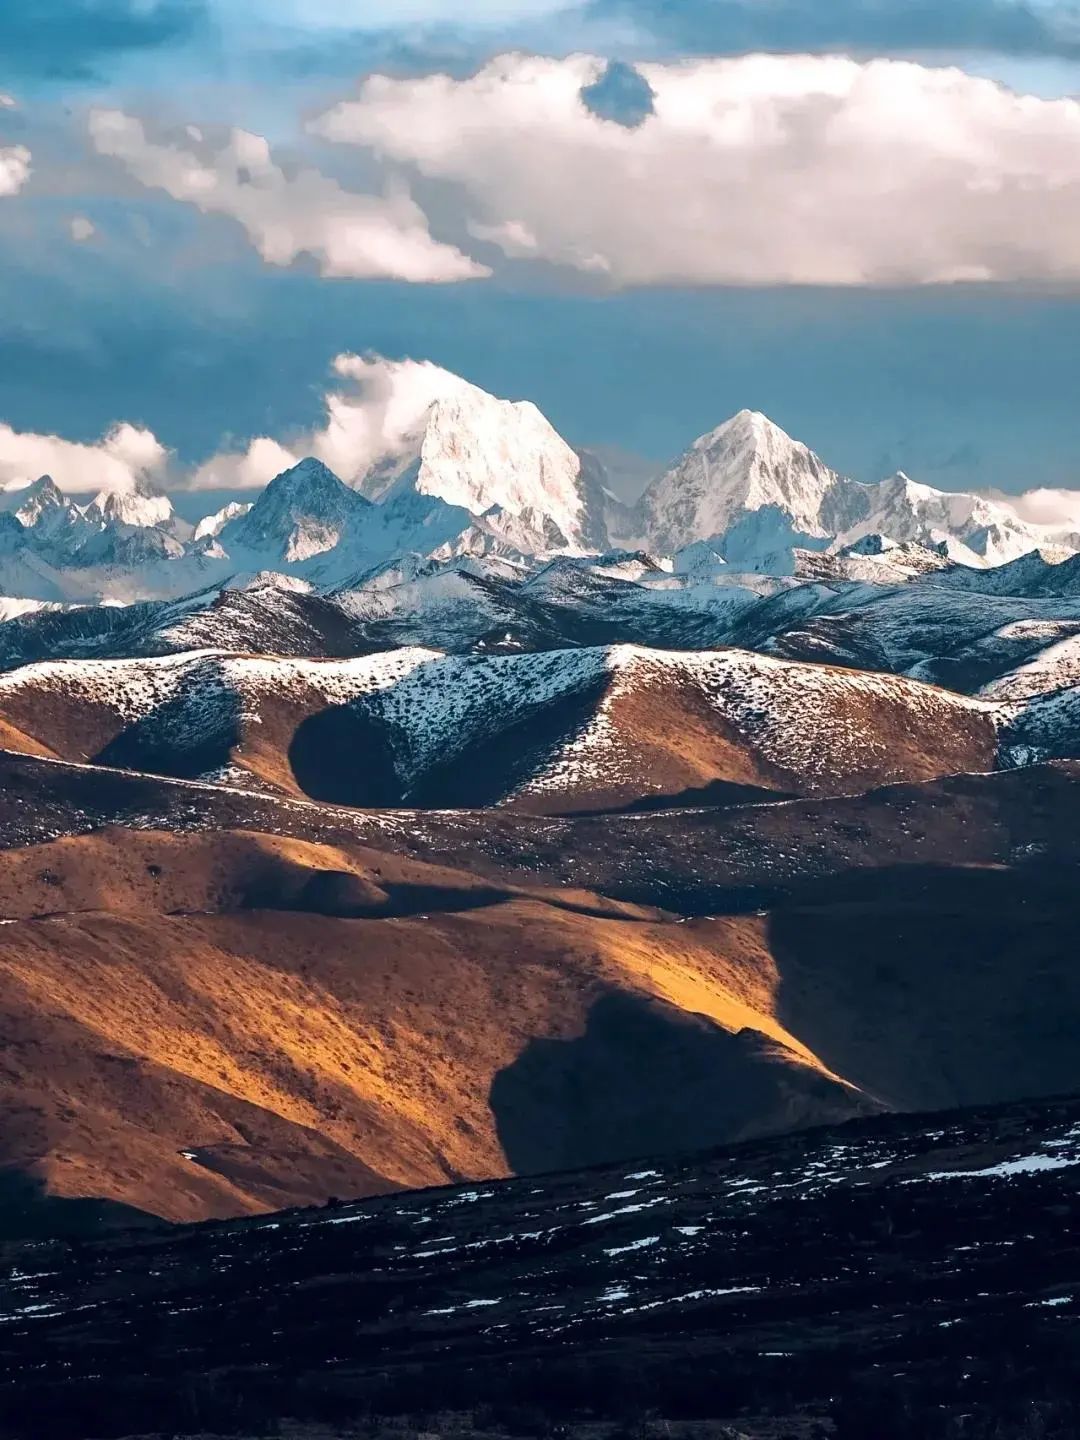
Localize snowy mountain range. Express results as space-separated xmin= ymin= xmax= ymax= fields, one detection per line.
xmin=628 ymin=408 xmax=1079 ymax=571
xmin=0 ymin=373 xmax=1077 ymax=605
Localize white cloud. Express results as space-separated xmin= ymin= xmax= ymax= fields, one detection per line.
xmin=312 ymin=353 xmax=477 ymax=485
xmin=69 ymin=215 xmax=97 ymax=242
xmin=0 ymin=421 xmax=168 ymax=495
xmin=0 ymin=94 xmax=17 ymax=110
xmin=87 ymin=109 xmax=489 ymax=284
xmin=1003 ymin=487 xmax=1080 ymax=531
xmin=184 ymin=353 xmax=474 ymax=489
xmin=0 ymin=145 xmax=31 ymax=198
xmin=313 ymin=52 xmax=1080 ymax=286
xmin=189 ymin=435 xmax=299 ymax=491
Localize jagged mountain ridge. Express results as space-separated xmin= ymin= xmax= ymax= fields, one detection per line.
xmin=1 ymin=381 xmax=1077 ymax=602
xmin=628 ymin=409 xmax=1079 ymax=570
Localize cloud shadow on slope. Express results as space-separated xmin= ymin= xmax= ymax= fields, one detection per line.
xmin=490 ymin=990 xmax=870 ymax=1176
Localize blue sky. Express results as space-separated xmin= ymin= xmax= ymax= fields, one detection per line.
xmin=2 ymin=0 xmax=1080 ymax=501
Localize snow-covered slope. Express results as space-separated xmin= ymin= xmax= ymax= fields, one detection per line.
xmin=193 ymin=501 xmax=252 ymax=541
xmin=0 ymin=574 xmax=393 ymax=672
xmin=634 ymin=411 xmax=1078 ymax=571
xmin=218 ymin=458 xmax=374 ymax=566
xmin=0 ymin=646 xmax=441 ymax=791
xmin=794 ymin=535 xmax=952 ymax=585
xmin=0 ymin=642 xmax=1003 ymax=811
xmin=295 ymin=645 xmax=1002 ymax=810
xmin=728 ymin=580 xmax=1080 ymax=696
xmin=850 ymin=472 xmax=1058 ymax=567
xmin=353 ymin=369 xmax=607 ymax=552
xmin=636 ymin=410 xmax=855 ymax=560
xmin=923 ymin=549 xmax=1080 ymax=598
xmin=85 ymin=479 xmax=176 ymax=534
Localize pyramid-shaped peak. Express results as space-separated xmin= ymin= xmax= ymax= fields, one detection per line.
xmin=266 ymin=456 xmax=355 ymax=494
xmin=24 ymin=474 xmax=65 ymax=501
xmin=221 ymin=455 xmax=374 ymax=566
xmin=639 ymin=408 xmax=854 ymax=556
xmin=0 ymin=474 xmax=67 ymax=515
xmin=699 ymin=408 xmax=798 ymax=450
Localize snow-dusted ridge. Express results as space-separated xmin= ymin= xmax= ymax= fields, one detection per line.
xmin=0 ymin=639 xmax=1024 ymax=808
xmin=0 ymin=646 xmax=444 ymax=724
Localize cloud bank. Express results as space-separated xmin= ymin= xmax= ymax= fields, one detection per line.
xmin=1006 ymin=487 xmax=1080 ymax=531
xmin=88 ymin=110 xmax=489 ymax=283
xmin=0 ymin=421 xmax=167 ymax=494
xmin=314 ymin=52 xmax=1080 ymax=286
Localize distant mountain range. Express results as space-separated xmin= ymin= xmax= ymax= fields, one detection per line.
xmin=0 ymin=373 xmax=1077 ymax=604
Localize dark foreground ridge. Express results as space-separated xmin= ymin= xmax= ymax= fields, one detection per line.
xmin=1 ymin=1094 xmax=1078 ymax=1439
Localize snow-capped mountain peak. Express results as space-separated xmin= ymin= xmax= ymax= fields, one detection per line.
xmin=0 ymin=475 xmax=101 ymax=565
xmin=352 ymin=370 xmax=606 ymax=552
xmin=2 ymin=475 xmax=68 ymax=527
xmin=636 ymin=408 xmax=854 ymax=558
xmin=88 ymin=479 xmax=175 ymax=532
xmin=193 ymin=500 xmax=252 ymax=542
xmin=631 ymin=409 xmax=1080 ymax=572
xmin=219 ymin=457 xmax=374 ymax=565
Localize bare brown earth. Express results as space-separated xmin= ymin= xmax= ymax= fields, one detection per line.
xmin=0 ymin=785 xmax=1079 ymax=1231
xmin=0 ymin=827 xmax=870 ymax=1230
xmin=0 ymin=715 xmax=56 ymax=759
xmin=0 ymin=665 xmax=341 ymax=795
xmin=1 ymin=748 xmax=1071 ymax=909
xmin=387 ymin=666 xmax=998 ymax=815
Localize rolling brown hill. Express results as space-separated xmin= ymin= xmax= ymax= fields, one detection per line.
xmin=0 ymin=826 xmax=867 ymax=1231
xmin=1 ymin=795 xmax=1079 ymax=1234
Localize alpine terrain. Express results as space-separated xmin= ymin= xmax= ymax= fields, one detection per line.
xmin=0 ymin=368 xmax=1078 ymax=1439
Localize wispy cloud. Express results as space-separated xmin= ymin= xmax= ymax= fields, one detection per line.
xmin=88 ymin=109 xmax=488 ymax=282
xmin=0 ymin=420 xmax=167 ymax=494
xmin=188 ymin=352 xmax=476 ymax=489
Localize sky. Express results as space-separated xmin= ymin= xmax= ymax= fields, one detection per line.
xmin=2 ymin=0 xmax=1080 ymax=507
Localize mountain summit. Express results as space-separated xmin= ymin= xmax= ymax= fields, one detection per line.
xmin=87 ymin=478 xmax=175 ymax=533
xmin=633 ymin=409 xmax=1075 ymax=570
xmin=353 ymin=368 xmax=608 ymax=552
xmin=637 ymin=409 xmax=854 ymax=557
xmin=220 ymin=457 xmax=374 ymax=565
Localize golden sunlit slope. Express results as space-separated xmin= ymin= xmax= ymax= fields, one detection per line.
xmin=0 ymin=828 xmax=866 ymax=1231
xmin=0 ymin=717 xmax=56 ymax=760
xmin=3 ymin=824 xmax=1079 ymax=1235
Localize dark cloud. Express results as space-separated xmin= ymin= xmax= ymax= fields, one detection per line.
xmin=1 ymin=0 xmax=207 ymax=80
xmin=2 ymin=207 xmax=1080 ymax=497
xmin=585 ymin=0 xmax=1080 ymax=58
xmin=580 ymin=59 xmax=656 ymax=125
